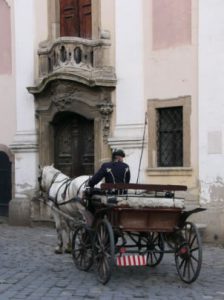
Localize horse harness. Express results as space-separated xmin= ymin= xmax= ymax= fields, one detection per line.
xmin=45 ymin=171 xmax=88 ymax=207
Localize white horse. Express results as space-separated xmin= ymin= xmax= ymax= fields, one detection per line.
xmin=39 ymin=165 xmax=94 ymax=254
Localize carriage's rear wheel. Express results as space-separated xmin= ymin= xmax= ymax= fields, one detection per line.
xmin=142 ymin=232 xmax=164 ymax=267
xmin=94 ymin=219 xmax=115 ymax=284
xmin=72 ymin=225 xmax=94 ymax=271
xmin=175 ymin=222 xmax=202 ymax=283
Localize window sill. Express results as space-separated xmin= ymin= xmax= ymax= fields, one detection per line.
xmin=146 ymin=167 xmax=193 ymax=176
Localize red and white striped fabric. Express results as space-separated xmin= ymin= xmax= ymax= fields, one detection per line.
xmin=116 ymin=255 xmax=147 ymax=266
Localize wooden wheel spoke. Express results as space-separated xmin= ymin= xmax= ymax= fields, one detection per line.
xmin=183 ymin=259 xmax=188 ymax=277
xmin=178 ymin=256 xmax=186 ymax=271
xmin=187 ymin=260 xmax=191 ymax=280
xmin=190 ymin=246 xmax=199 ymax=253
xmin=152 ymin=251 xmax=158 ymax=261
xmin=190 ymin=235 xmax=197 ymax=248
xmin=190 ymin=253 xmax=199 ymax=263
xmin=188 ymin=226 xmax=192 ymax=244
xmin=152 ymin=234 xmax=159 ymax=244
xmin=189 ymin=257 xmax=196 ymax=274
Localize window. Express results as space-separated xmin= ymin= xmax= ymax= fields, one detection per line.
xmin=157 ymin=107 xmax=183 ymax=167
xmin=147 ymin=96 xmax=191 ymax=175
xmin=60 ymin=0 xmax=92 ymax=38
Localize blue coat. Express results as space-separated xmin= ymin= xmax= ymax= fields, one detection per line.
xmin=88 ymin=161 xmax=130 ymax=188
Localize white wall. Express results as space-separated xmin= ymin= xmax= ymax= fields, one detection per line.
xmin=115 ymin=0 xmax=145 ymax=125
xmin=111 ymin=0 xmax=147 ymax=183
xmin=11 ymin=0 xmax=38 ymax=200
xmin=14 ymin=0 xmax=35 ymax=132
xmin=199 ymin=0 xmax=224 ymax=204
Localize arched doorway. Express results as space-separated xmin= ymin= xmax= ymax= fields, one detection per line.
xmin=0 ymin=151 xmax=12 ymax=216
xmin=53 ymin=112 xmax=94 ymax=177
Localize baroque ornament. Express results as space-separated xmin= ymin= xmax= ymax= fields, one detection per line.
xmin=97 ymin=100 xmax=113 ymax=142
xmin=52 ymin=97 xmax=72 ymax=111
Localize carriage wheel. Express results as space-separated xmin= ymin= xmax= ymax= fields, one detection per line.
xmin=72 ymin=225 xmax=94 ymax=271
xmin=175 ymin=222 xmax=202 ymax=283
xmin=143 ymin=232 xmax=164 ymax=267
xmin=94 ymin=219 xmax=115 ymax=284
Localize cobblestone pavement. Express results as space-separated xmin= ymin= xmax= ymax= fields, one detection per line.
xmin=0 ymin=223 xmax=224 ymax=300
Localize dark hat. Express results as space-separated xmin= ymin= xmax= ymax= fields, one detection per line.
xmin=112 ymin=149 xmax=125 ymax=159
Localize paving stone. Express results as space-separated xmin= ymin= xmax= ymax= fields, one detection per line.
xmin=0 ymin=223 xmax=224 ymax=300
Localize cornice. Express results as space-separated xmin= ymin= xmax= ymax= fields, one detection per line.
xmin=27 ymin=68 xmax=116 ymax=95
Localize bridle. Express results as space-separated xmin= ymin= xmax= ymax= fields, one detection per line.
xmin=38 ymin=168 xmax=61 ymax=194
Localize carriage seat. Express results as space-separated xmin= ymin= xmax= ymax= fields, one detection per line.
xmin=98 ymin=183 xmax=186 ymax=209
xmin=85 ymin=184 xmax=185 ymax=209
xmin=116 ymin=195 xmax=185 ymax=209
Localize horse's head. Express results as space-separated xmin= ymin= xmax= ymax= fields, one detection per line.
xmin=38 ymin=165 xmax=61 ymax=192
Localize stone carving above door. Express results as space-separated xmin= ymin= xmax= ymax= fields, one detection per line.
xmin=52 ymin=97 xmax=72 ymax=111
xmin=97 ymin=99 xmax=113 ymax=142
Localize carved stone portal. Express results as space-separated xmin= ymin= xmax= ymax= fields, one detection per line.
xmin=30 ymin=79 xmax=114 ymax=171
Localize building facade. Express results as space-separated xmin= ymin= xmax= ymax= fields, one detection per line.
xmin=0 ymin=0 xmax=223 ymax=242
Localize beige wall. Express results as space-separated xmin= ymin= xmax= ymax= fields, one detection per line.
xmin=34 ymin=0 xmax=48 ymax=80
xmin=100 ymin=0 xmax=115 ymax=67
xmin=0 ymin=0 xmax=16 ymax=145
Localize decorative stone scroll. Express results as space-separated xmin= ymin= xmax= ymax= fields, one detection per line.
xmin=97 ymin=100 xmax=113 ymax=142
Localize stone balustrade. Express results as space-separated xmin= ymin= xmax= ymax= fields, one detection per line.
xmin=38 ymin=37 xmax=112 ymax=78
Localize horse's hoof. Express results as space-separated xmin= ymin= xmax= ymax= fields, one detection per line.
xmin=54 ymin=249 xmax=63 ymax=254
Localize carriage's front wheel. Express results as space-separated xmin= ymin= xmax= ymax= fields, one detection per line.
xmin=72 ymin=225 xmax=94 ymax=271
xmin=94 ymin=219 xmax=115 ymax=284
xmin=175 ymin=222 xmax=202 ymax=283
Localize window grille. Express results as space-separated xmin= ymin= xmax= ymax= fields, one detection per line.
xmin=157 ymin=107 xmax=183 ymax=167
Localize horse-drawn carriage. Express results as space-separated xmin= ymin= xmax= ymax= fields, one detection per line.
xmin=72 ymin=183 xmax=204 ymax=284
xmin=39 ymin=166 xmax=205 ymax=285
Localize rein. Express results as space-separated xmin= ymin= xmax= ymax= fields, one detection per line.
xmin=56 ymin=178 xmax=90 ymax=206
xmin=40 ymin=167 xmax=89 ymax=207
xmin=76 ymin=178 xmax=89 ymax=196
xmin=47 ymin=171 xmax=62 ymax=195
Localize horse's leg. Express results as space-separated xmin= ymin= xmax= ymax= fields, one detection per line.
xmin=52 ymin=211 xmax=64 ymax=254
xmin=64 ymin=220 xmax=72 ymax=254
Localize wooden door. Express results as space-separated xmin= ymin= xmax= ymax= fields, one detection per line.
xmin=54 ymin=113 xmax=94 ymax=177
xmin=60 ymin=0 xmax=92 ymax=38
xmin=0 ymin=151 xmax=11 ymax=216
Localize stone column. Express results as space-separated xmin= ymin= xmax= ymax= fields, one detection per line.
xmin=9 ymin=0 xmax=38 ymax=225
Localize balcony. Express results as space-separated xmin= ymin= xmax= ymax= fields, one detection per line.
xmin=35 ymin=36 xmax=116 ymax=91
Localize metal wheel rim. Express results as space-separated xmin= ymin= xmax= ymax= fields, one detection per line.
xmin=175 ymin=222 xmax=202 ymax=283
xmin=72 ymin=225 xmax=94 ymax=271
xmin=94 ymin=219 xmax=115 ymax=284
